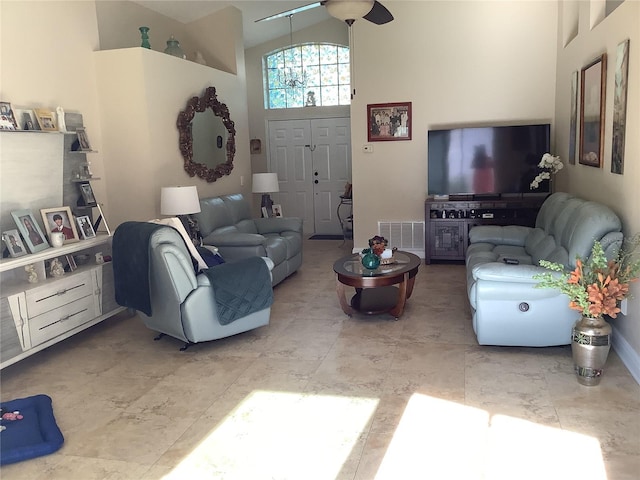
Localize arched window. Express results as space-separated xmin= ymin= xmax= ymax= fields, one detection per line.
xmin=264 ymin=43 xmax=350 ymax=109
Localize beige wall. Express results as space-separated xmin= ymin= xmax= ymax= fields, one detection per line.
xmin=554 ymin=1 xmax=640 ymax=359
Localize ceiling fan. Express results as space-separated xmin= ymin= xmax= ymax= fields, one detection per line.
xmin=256 ymin=0 xmax=394 ymax=26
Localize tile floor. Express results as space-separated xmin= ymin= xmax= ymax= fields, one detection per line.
xmin=1 ymin=238 xmax=639 ymax=479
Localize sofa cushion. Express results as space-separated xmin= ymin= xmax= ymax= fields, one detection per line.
xmin=222 ymin=194 xmax=253 ymax=224
xmin=197 ymin=197 xmax=234 ymax=236
xmin=264 ymin=237 xmax=287 ymax=265
xmin=524 ymin=229 xmax=557 ymax=265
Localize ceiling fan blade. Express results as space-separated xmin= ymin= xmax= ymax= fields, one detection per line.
xmin=255 ymin=2 xmax=323 ymax=22
xmin=363 ymin=1 xmax=394 ymax=24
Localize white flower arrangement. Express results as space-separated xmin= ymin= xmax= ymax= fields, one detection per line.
xmin=530 ymin=153 xmax=563 ymax=190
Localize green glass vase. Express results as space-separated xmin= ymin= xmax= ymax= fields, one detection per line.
xmin=139 ymin=26 xmax=150 ymax=49
xmin=361 ymin=251 xmax=380 ymax=270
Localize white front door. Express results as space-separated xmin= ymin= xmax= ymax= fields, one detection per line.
xmin=268 ymin=118 xmax=351 ymax=235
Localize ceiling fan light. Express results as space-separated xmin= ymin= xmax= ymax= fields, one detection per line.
xmin=326 ymin=0 xmax=374 ymax=21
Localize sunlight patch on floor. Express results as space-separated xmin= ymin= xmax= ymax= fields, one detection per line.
xmin=375 ymin=393 xmax=606 ymax=480
xmin=163 ymin=390 xmax=379 ymax=480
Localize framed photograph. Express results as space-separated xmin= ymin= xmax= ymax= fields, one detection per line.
xmin=78 ymin=181 xmax=97 ymax=206
xmin=13 ymin=108 xmax=40 ymax=131
xmin=261 ymin=207 xmax=269 ymax=218
xmin=76 ymin=215 xmax=96 ymax=239
xmin=2 ymin=229 xmax=27 ymax=258
xmin=250 ymin=138 xmax=262 ymax=154
xmin=0 ymin=102 xmax=18 ymax=130
xmin=65 ymin=254 xmax=77 ymax=272
xmin=40 ymin=206 xmax=79 ymax=244
xmin=75 ymin=127 xmax=92 ymax=151
xmin=272 ymin=204 xmax=283 ymax=217
xmin=11 ymin=210 xmax=50 ymax=253
xmin=367 ymin=102 xmax=412 ymax=142
xmin=34 ymin=108 xmax=57 ymax=131
xmin=611 ymin=39 xmax=629 ymax=175
xmin=579 ymin=54 xmax=607 ymax=168
xmin=569 ymin=71 xmax=578 ymax=165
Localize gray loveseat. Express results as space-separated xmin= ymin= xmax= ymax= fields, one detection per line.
xmin=466 ymin=192 xmax=623 ymax=347
xmin=194 ymin=193 xmax=303 ymax=286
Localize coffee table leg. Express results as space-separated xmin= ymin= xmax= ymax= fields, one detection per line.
xmin=406 ymin=275 xmax=417 ymax=299
xmin=389 ymin=272 xmax=409 ymax=319
xmin=336 ymin=277 xmax=354 ymax=316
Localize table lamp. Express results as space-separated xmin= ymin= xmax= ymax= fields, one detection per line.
xmin=160 ymin=186 xmax=201 ymax=243
xmin=252 ymin=173 xmax=279 ymax=217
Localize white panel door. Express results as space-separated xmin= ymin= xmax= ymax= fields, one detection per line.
xmin=268 ymin=118 xmax=351 ymax=235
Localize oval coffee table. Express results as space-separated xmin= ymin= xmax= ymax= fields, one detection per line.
xmin=333 ymin=251 xmax=420 ymax=319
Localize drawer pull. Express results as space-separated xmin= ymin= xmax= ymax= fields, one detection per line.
xmin=39 ymin=308 xmax=88 ymax=331
xmin=35 ymin=283 xmax=86 ymax=303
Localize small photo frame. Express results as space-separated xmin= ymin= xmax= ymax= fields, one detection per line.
xmin=34 ymin=108 xmax=57 ymax=131
xmin=65 ymin=254 xmax=77 ymax=272
xmin=11 ymin=210 xmax=50 ymax=253
xmin=250 ymin=138 xmax=262 ymax=154
xmin=272 ymin=204 xmax=283 ymax=218
xmin=13 ymin=108 xmax=40 ymax=131
xmin=76 ymin=215 xmax=96 ymax=239
xmin=261 ymin=207 xmax=269 ymax=218
xmin=2 ymin=229 xmax=27 ymax=258
xmin=75 ymin=127 xmax=92 ymax=151
xmin=367 ymin=102 xmax=412 ymax=142
xmin=579 ymin=54 xmax=607 ymax=168
xmin=78 ymin=181 xmax=97 ymax=206
xmin=40 ymin=206 xmax=79 ymax=244
xmin=0 ymin=102 xmax=18 ymax=130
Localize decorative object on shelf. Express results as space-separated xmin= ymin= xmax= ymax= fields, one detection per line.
xmin=76 ymin=215 xmax=96 ymax=240
xmin=95 ymin=252 xmax=104 ymax=265
xmin=361 ymin=250 xmax=381 ymax=270
xmin=305 ymin=91 xmax=316 ymax=107
xmin=369 ymin=235 xmax=388 ymax=256
xmin=13 ymin=108 xmax=39 ymax=130
xmin=367 ymin=102 xmax=412 ymax=141
xmin=534 ymin=235 xmax=640 ymax=385
xmin=529 ymin=153 xmax=563 ymax=190
xmin=49 ymin=258 xmax=65 ymax=278
xmin=0 ymin=102 xmax=18 ymax=130
xmin=139 ymin=26 xmax=150 ymax=49
xmin=50 ymin=232 xmax=64 ymax=248
xmin=74 ymin=127 xmax=92 ymax=151
xmin=56 ymin=106 xmax=67 ymax=132
xmin=579 ymin=53 xmax=607 ymax=168
xmin=252 ymin=173 xmax=279 ymax=217
xmin=77 ymin=181 xmax=97 ymax=207
xmin=194 ymin=51 xmax=207 ymax=65
xmin=65 ymin=254 xmax=77 ymax=271
xmin=272 ymin=204 xmax=283 ymax=218
xmin=160 ymin=186 xmax=202 ymax=245
xmin=177 ymin=86 xmax=236 ymax=182
xmin=11 ymin=210 xmax=49 ymax=254
xmin=611 ymin=39 xmax=630 ymax=175
xmin=33 ymin=108 xmax=57 ymax=131
xmin=2 ymin=229 xmax=27 ymax=258
xmin=40 ymin=206 xmax=79 ymax=244
xmin=164 ymin=35 xmax=186 ymax=59
xmin=25 ymin=264 xmax=38 ymax=284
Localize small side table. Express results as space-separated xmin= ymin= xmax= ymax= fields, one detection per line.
xmin=337 ymin=195 xmax=353 ymax=242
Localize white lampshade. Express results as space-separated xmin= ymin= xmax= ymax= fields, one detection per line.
xmin=252 ymin=173 xmax=280 ymax=193
xmin=160 ymin=186 xmax=201 ymax=215
xmin=326 ymin=0 xmax=374 ymax=21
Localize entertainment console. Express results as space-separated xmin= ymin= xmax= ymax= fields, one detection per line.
xmin=424 ymin=195 xmax=546 ymax=264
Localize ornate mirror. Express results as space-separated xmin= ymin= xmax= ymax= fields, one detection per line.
xmin=177 ymin=86 xmax=236 ymax=182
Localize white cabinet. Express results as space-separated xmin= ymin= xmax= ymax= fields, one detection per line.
xmin=0 ymin=234 xmax=124 ymax=369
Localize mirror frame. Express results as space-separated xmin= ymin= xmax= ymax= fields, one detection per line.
xmin=177 ymin=86 xmax=236 ymax=182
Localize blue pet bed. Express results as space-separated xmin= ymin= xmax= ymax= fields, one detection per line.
xmin=0 ymin=394 xmax=64 ymax=465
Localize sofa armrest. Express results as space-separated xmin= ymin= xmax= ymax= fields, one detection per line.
xmin=255 ymin=217 xmax=303 ymax=234
xmin=204 ymin=232 xmax=266 ymax=247
xmin=468 ymin=225 xmax=532 ymax=247
xmin=472 ymin=261 xmax=551 ymax=284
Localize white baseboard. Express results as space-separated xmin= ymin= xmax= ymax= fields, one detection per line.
xmin=612 ymin=323 xmax=640 ymax=386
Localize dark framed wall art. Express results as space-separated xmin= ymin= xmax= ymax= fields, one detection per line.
xmin=367 ymin=102 xmax=412 ymax=142
xmin=611 ymin=39 xmax=630 ymax=175
xmin=579 ymin=54 xmax=607 ymax=168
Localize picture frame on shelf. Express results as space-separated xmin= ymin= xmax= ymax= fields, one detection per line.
xmin=13 ymin=108 xmax=40 ymax=131
xmin=611 ymin=39 xmax=629 ymax=175
xmin=34 ymin=108 xmax=57 ymax=131
xmin=40 ymin=206 xmax=79 ymax=244
xmin=367 ymin=102 xmax=412 ymax=142
xmin=2 ymin=229 xmax=27 ymax=258
xmin=261 ymin=207 xmax=269 ymax=219
xmin=78 ymin=181 xmax=97 ymax=207
xmin=75 ymin=127 xmax=92 ymax=151
xmin=272 ymin=204 xmax=283 ymax=218
xmin=76 ymin=215 xmax=96 ymax=240
xmin=11 ymin=210 xmax=50 ymax=253
xmin=579 ymin=54 xmax=607 ymax=168
xmin=0 ymin=102 xmax=18 ymax=130
xmin=65 ymin=254 xmax=77 ymax=272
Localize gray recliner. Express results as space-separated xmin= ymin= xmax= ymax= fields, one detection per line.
xmin=194 ymin=193 xmax=303 ymax=286
xmin=113 ymin=222 xmax=273 ymax=350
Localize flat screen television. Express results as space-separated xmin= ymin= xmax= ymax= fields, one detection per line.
xmin=427 ymin=124 xmax=551 ymax=196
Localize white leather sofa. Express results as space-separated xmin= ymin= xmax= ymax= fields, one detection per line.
xmin=466 ymin=192 xmax=623 ymax=346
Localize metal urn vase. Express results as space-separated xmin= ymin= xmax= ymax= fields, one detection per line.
xmin=571 ymin=315 xmax=612 ymax=386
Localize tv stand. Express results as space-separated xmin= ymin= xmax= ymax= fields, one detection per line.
xmin=424 ymin=196 xmax=546 ymax=264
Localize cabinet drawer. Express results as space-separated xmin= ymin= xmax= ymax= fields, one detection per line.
xmin=26 ymin=272 xmax=93 ymax=318
xmin=29 ymin=294 xmax=96 ymax=347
